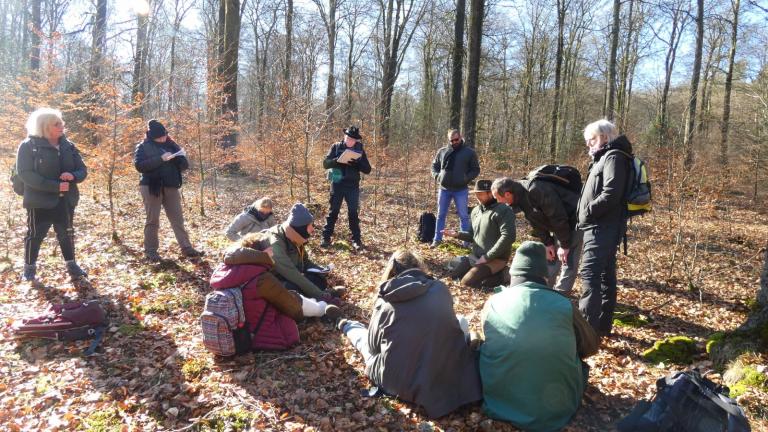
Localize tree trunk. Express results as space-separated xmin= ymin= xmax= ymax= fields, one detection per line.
xmin=616 ymin=0 xmax=635 ymax=131
xmin=760 ymin=244 xmax=768 ymax=306
xmin=549 ymin=0 xmax=565 ymax=162
xmin=29 ymin=0 xmax=41 ymax=71
xmin=657 ymin=4 xmax=687 ymax=148
xmin=683 ymin=0 xmax=704 ymax=165
xmin=132 ymin=2 xmax=150 ymax=110
xmin=450 ymin=0 xmax=465 ymax=130
xmin=282 ymin=0 xmax=293 ymax=123
xmin=604 ymin=0 xmax=620 ymax=120
xmin=720 ymin=0 xmax=740 ymax=169
xmin=220 ymin=0 xmax=241 ymax=147
xmin=461 ymin=0 xmax=484 ymax=149
xmin=89 ymin=0 xmax=107 ymax=83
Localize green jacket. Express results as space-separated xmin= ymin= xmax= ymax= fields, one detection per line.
xmin=479 ymin=280 xmax=585 ymax=432
xmin=265 ymin=223 xmax=325 ymax=299
xmin=457 ymin=200 xmax=516 ymax=261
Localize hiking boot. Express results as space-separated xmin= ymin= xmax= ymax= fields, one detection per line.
xmin=22 ymin=264 xmax=37 ymax=283
xmin=351 ymin=240 xmax=364 ymax=251
xmin=182 ymin=247 xmax=204 ymax=258
xmin=66 ymin=261 xmax=88 ymax=281
xmin=145 ymin=251 xmax=162 ymax=263
xmin=324 ymin=304 xmax=342 ymax=320
xmin=336 ymin=318 xmax=349 ymax=331
xmin=429 ymin=240 xmax=442 ymax=249
xmin=319 ymin=239 xmax=332 ymax=248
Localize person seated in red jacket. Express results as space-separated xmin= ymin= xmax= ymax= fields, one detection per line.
xmin=210 ymin=233 xmax=342 ymax=350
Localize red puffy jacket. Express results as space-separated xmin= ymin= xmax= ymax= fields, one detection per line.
xmin=209 ymin=263 xmax=300 ymax=351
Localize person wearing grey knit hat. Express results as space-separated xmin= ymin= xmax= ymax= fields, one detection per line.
xmin=508 ymin=241 xmax=549 ymax=285
xmin=475 ymin=239 xmax=597 ymax=431
xmin=264 ymin=203 xmax=343 ymax=306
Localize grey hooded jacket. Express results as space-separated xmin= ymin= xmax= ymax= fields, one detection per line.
xmin=577 ymin=135 xmax=633 ymax=230
xmin=366 ymin=269 xmax=483 ymax=418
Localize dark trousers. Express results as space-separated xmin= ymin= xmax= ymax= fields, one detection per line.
xmin=578 ymin=225 xmax=621 ymax=335
xmin=322 ymin=183 xmax=361 ymax=242
xmin=24 ymin=199 xmax=76 ymax=265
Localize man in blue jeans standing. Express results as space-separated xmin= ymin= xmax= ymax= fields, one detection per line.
xmin=430 ymin=129 xmax=480 ymax=248
xmin=321 ymin=126 xmax=372 ymax=251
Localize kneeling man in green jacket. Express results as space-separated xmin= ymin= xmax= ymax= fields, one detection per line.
xmin=443 ymin=179 xmax=516 ymax=289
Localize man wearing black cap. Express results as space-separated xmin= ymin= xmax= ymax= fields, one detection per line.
xmin=134 ymin=119 xmax=203 ymax=262
xmin=443 ymin=179 xmax=516 ymax=289
xmin=320 ymin=126 xmax=372 ymax=251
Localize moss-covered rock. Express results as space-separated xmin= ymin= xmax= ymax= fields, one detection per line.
xmin=706 ymin=332 xmax=725 ymax=354
xmin=642 ymin=335 xmax=698 ymax=365
xmin=724 ymin=356 xmax=768 ymax=398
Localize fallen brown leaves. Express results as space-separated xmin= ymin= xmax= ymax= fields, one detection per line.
xmin=1 ymin=172 xmax=767 ymax=431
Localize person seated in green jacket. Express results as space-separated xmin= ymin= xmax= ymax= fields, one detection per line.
xmin=442 ymin=179 xmax=517 ymax=289
xmin=476 ymin=241 xmax=598 ymax=432
xmin=265 ymin=203 xmax=342 ymax=306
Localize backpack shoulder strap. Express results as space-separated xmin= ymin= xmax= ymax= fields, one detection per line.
xmin=250 ymin=303 xmax=271 ymax=338
xmin=684 ymin=371 xmax=749 ymax=420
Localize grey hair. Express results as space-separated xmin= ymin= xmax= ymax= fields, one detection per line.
xmin=26 ymin=108 xmax=63 ymax=138
xmin=380 ymin=249 xmax=423 ymax=284
xmin=583 ymin=119 xmax=618 ymax=142
xmin=253 ymin=197 xmax=273 ymax=210
xmin=447 ymin=129 xmax=461 ymax=139
xmin=491 ymin=177 xmax=517 ymax=196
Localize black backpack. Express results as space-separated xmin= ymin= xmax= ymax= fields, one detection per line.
xmin=9 ymin=140 xmax=40 ymax=196
xmin=417 ymin=212 xmax=436 ymax=243
xmin=617 ymin=369 xmax=751 ymax=432
xmin=525 ymin=165 xmax=583 ymax=194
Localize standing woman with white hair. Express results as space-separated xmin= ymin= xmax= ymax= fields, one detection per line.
xmin=15 ymin=108 xmax=88 ymax=285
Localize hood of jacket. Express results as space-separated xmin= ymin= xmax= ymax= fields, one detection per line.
xmin=209 ymin=262 xmax=270 ymax=290
xmin=378 ymin=269 xmax=435 ymax=303
xmin=593 ymin=135 xmax=633 ymax=161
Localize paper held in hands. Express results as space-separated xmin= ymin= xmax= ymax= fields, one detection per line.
xmin=337 ymin=149 xmax=362 ymax=164
xmin=307 ymin=264 xmax=335 ymax=274
xmin=171 ymin=149 xmax=186 ymax=158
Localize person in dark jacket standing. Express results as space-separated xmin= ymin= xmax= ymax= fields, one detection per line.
xmin=491 ymin=177 xmax=582 ymax=293
xmin=134 ymin=120 xmax=202 ymax=262
xmin=336 ymin=249 xmax=482 ymax=418
xmin=430 ymin=129 xmax=480 ymax=248
xmin=320 ymin=126 xmax=372 ymax=251
xmin=577 ymin=119 xmax=632 ymax=337
xmin=16 ymin=108 xmax=88 ymax=284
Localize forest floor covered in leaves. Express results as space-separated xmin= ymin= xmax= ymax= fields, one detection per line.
xmin=1 ymin=170 xmax=767 ymax=431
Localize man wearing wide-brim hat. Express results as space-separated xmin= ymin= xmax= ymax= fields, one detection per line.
xmin=443 ymin=179 xmax=517 ymax=289
xmin=320 ymin=126 xmax=372 ymax=251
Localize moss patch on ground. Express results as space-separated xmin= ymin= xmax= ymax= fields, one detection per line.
xmin=642 ymin=335 xmax=698 ymax=365
xmin=724 ymin=356 xmax=768 ymax=397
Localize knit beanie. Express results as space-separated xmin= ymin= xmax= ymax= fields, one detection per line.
xmin=146 ymin=119 xmax=168 ymax=139
xmin=287 ymin=203 xmax=314 ymax=238
xmin=508 ymin=241 xmax=548 ymax=280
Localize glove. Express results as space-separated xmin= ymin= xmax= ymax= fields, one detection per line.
xmin=322 ymin=293 xmax=342 ymax=306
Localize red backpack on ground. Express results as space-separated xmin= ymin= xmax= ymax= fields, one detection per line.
xmin=13 ymin=301 xmax=108 ymax=356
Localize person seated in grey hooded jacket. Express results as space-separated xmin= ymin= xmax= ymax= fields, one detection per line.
xmin=337 ymin=249 xmax=482 ymax=418
xmin=224 ymin=197 xmax=277 ymax=241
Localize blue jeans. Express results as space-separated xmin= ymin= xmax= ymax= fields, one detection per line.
xmin=434 ymin=187 xmax=470 ymax=242
xmin=341 ymin=320 xmax=375 ymax=367
xmin=322 ymin=182 xmax=361 ymax=242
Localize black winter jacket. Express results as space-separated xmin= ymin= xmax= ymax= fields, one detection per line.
xmin=431 ymin=142 xmax=480 ymax=191
xmin=322 ymin=141 xmax=372 ymax=187
xmin=577 ymin=135 xmax=633 ymax=230
xmin=515 ymin=179 xmax=579 ymax=248
xmin=16 ymin=136 xmax=87 ymax=210
xmin=134 ymin=137 xmax=189 ymax=190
